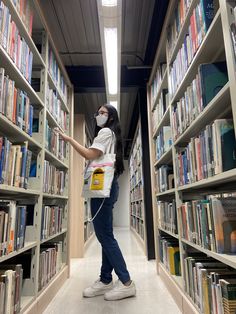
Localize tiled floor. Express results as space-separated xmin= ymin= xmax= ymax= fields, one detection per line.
xmin=43 ymin=228 xmax=181 ymax=314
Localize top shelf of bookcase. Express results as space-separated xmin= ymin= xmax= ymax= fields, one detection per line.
xmin=148 ymin=1 xmax=176 ymax=84
xmin=151 ymin=69 xmax=168 ymax=112
xmin=3 ymin=0 xmax=46 ymax=68
xmin=170 ymin=10 xmax=223 ymax=105
xmin=167 ymin=0 xmax=198 ymax=65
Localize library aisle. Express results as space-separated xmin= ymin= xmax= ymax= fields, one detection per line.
xmin=43 ymin=228 xmax=180 ymax=314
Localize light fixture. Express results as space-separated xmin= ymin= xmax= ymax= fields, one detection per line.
xmin=97 ymin=0 xmax=121 ymax=113
xmin=102 ymin=0 xmax=117 ymax=6
xmin=109 ymin=101 xmax=117 ymax=109
xmin=104 ymin=27 xmax=117 ymax=95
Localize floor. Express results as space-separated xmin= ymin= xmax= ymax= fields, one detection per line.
xmin=43 ymin=228 xmax=181 ymax=314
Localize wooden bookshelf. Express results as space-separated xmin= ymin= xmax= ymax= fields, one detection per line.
xmin=147 ymin=0 xmax=236 ymax=313
xmin=129 ymin=121 xmax=146 ymax=253
xmin=0 ymin=0 xmax=73 ymax=313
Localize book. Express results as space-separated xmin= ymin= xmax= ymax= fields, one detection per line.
xmin=199 ymin=62 xmax=228 ymax=108
xmin=168 ymin=246 xmax=180 ymax=275
xmin=0 ymin=264 xmax=22 ymax=313
xmin=218 ymin=120 xmax=236 ymax=172
xmin=199 ymin=0 xmax=215 ymax=34
xmin=219 ymin=279 xmax=236 ymax=313
xmin=211 ymin=197 xmax=236 ymax=253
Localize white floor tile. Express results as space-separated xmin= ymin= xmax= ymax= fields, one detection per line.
xmin=43 ymin=228 xmax=181 ymax=314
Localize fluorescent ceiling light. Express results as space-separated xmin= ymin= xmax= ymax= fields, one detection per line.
xmin=102 ymin=0 xmax=117 ymax=6
xmin=104 ymin=27 xmax=117 ymax=95
xmin=110 ymin=101 xmax=117 ymax=109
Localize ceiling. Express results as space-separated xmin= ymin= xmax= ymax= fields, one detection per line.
xmin=39 ymin=0 xmax=169 ymax=158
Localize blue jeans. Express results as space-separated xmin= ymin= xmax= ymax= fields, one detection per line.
xmin=91 ymin=177 xmax=131 ymax=284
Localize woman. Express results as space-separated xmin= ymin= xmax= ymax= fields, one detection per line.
xmin=58 ymin=104 xmax=136 ymax=301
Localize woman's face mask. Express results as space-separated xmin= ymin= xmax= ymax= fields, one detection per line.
xmin=96 ymin=114 xmax=108 ymax=127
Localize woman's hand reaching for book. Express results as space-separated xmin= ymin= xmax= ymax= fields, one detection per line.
xmin=55 ymin=128 xmax=71 ymax=142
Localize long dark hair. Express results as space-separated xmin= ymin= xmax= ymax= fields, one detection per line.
xmin=93 ymin=104 xmax=125 ymax=176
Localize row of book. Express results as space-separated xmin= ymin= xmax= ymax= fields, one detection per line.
xmin=131 ymin=201 xmax=144 ymax=219
xmin=12 ymin=0 xmax=34 ymax=37
xmin=130 ymin=167 xmax=142 ymax=191
xmin=129 ymin=154 xmax=141 ymax=178
xmin=0 ymin=138 xmax=32 ymax=189
xmin=159 ymin=235 xmax=181 ymax=276
xmin=152 ymin=89 xmax=169 ymax=133
xmin=167 ymin=0 xmax=214 ymax=61
xmin=150 ymin=63 xmax=167 ymax=108
xmin=45 ymin=121 xmax=67 ymax=162
xmin=157 ymin=200 xmax=178 ymax=235
xmin=0 ymin=68 xmax=34 ymax=136
xmin=130 ymin=184 xmax=143 ymax=202
xmin=166 ymin=0 xmax=192 ymax=59
xmin=180 ymin=195 xmax=236 ymax=254
xmin=172 ymin=62 xmax=228 ymax=141
xmin=48 ymin=46 xmax=68 ymax=102
xmin=41 ymin=205 xmax=63 ymax=241
xmin=184 ymin=253 xmax=236 ymax=314
xmin=169 ymin=0 xmax=215 ymax=97
xmin=0 ymin=200 xmax=26 ymax=257
xmin=155 ymin=165 xmax=174 ymax=193
xmin=175 ymin=119 xmax=236 ymax=186
xmin=0 ymin=264 xmax=23 ymax=314
xmin=38 ymin=242 xmax=63 ymax=291
xmin=46 ymin=83 xmax=68 ymax=131
xmin=130 ymin=216 xmax=144 ymax=239
xmin=155 ymin=126 xmax=172 ymax=161
xmin=0 ymin=1 xmax=33 ymax=83
xmin=43 ymin=161 xmax=66 ymax=195
xmin=129 ymin=140 xmax=142 ymax=174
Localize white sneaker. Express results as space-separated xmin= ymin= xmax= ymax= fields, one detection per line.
xmin=83 ymin=279 xmax=113 ymax=297
xmin=104 ymin=279 xmax=136 ymax=301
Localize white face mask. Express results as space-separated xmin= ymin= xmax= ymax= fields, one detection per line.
xmin=96 ymin=114 xmax=108 ymax=127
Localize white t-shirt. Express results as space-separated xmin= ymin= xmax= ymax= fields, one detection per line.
xmin=90 ymin=127 xmax=115 ymax=154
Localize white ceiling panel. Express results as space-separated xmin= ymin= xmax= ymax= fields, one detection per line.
xmin=122 ymin=0 xmax=155 ymax=65
xmin=40 ymin=0 xmax=102 ymax=66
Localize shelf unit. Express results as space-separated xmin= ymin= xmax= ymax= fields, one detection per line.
xmin=147 ymin=0 xmax=236 ymax=313
xmin=129 ymin=121 xmax=146 ymax=251
xmin=0 ymin=0 xmax=73 ymax=313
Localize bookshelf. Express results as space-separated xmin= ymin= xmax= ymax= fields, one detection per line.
xmin=129 ymin=121 xmax=146 ymax=251
xmin=0 ymin=0 xmax=73 ymax=313
xmin=147 ymin=0 xmax=236 ymax=313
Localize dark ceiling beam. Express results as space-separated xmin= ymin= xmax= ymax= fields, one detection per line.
xmin=66 ymin=66 xmax=105 ymax=93
xmin=66 ymin=65 xmax=151 ymax=93
xmin=144 ymin=0 xmax=169 ymax=65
